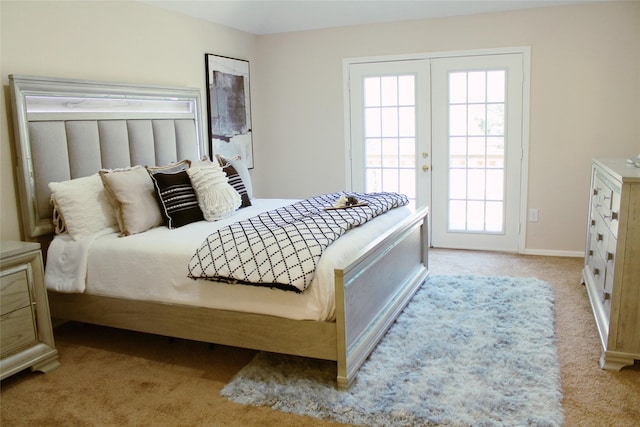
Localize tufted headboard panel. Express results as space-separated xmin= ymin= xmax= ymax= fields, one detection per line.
xmin=9 ymin=75 xmax=205 ymax=239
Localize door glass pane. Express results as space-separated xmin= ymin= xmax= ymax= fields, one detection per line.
xmin=364 ymin=75 xmax=416 ymax=206
xmin=365 ymin=107 xmax=381 ymax=137
xmin=365 ymin=77 xmax=381 ymax=106
xmin=398 ymin=76 xmax=415 ymax=105
xmin=382 ymin=138 xmax=399 ymax=167
xmin=381 ymin=76 xmax=398 ymax=105
xmin=366 ymin=139 xmax=382 ymax=167
xmin=381 ymin=107 xmax=398 ymax=137
xmin=447 ymin=69 xmax=506 ymax=233
xmin=449 ymin=72 xmax=467 ymax=103
xmin=398 ymin=106 xmax=415 ymax=137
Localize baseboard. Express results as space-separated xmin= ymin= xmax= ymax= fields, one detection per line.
xmin=521 ymin=249 xmax=584 ymax=258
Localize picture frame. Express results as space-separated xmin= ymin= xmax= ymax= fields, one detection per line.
xmin=205 ymin=53 xmax=254 ymax=168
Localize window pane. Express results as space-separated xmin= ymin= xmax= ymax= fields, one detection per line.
xmin=449 ymin=169 xmax=466 ymax=199
xmin=382 ymin=138 xmax=399 ymax=167
xmin=366 ymin=168 xmax=381 ymax=193
xmin=382 ymin=168 xmax=399 ymax=192
xmin=468 ymin=71 xmax=486 ymax=103
xmin=449 ymin=137 xmax=467 ymax=167
xmin=449 ymin=72 xmax=467 ymax=103
xmin=449 ymin=200 xmax=466 ymax=230
xmin=467 ymin=169 xmax=485 ymax=200
xmin=366 ymin=138 xmax=382 ymax=167
xmin=381 ymin=76 xmax=398 ymax=106
xmin=468 ymin=104 xmax=486 ymax=136
xmin=487 ymin=137 xmax=504 ymax=168
xmin=468 ymin=137 xmax=486 ymax=168
xmin=467 ymin=201 xmax=485 ymax=231
xmin=365 ymin=107 xmax=381 ymax=137
xmin=399 ymin=169 xmax=415 ymax=198
xmin=398 ymin=106 xmax=415 ymax=137
xmin=381 ymin=107 xmax=398 ymax=137
xmin=398 ymin=75 xmax=415 ymax=105
xmin=364 ymin=77 xmax=381 ymax=107
xmin=487 ymin=70 xmax=505 ymax=102
xmin=449 ymin=105 xmax=466 ymax=135
xmin=486 ymin=201 xmax=504 ymax=232
xmin=487 ymin=103 xmax=504 ymax=136
xmin=486 ymin=169 xmax=504 ymax=200
xmin=399 ymin=138 xmax=415 ymax=167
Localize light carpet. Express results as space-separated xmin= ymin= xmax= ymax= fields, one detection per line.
xmin=221 ymin=275 xmax=564 ymax=426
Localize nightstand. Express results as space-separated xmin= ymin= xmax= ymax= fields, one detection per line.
xmin=1 ymin=241 xmax=59 ymax=379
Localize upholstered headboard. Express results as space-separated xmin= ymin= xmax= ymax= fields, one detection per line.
xmin=9 ymin=75 xmax=206 ymax=239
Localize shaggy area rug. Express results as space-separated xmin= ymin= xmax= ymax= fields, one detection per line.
xmin=221 ymin=275 xmax=564 ymax=426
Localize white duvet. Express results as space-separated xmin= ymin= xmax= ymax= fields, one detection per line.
xmin=45 ymin=199 xmax=411 ymax=322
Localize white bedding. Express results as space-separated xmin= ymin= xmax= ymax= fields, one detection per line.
xmin=45 ymin=199 xmax=412 ymax=322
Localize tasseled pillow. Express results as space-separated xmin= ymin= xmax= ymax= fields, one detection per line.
xmin=187 ymin=163 xmax=241 ymax=221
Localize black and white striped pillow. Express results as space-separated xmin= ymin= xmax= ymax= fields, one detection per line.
xmin=150 ymin=170 xmax=203 ymax=228
xmin=216 ymin=155 xmax=252 ymax=208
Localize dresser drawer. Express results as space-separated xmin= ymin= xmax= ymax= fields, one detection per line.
xmin=0 ymin=306 xmax=37 ymax=357
xmin=606 ymin=189 xmax=621 ymax=238
xmin=590 ymin=216 xmax=610 ymax=261
xmin=593 ymin=173 xmax=613 ymax=218
xmin=0 ymin=267 xmax=31 ymax=316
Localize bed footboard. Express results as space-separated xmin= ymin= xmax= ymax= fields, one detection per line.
xmin=334 ymin=206 xmax=429 ymax=389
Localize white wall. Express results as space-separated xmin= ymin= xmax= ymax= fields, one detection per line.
xmin=2 ymin=1 xmax=639 ymax=254
xmin=252 ymin=1 xmax=640 ymax=254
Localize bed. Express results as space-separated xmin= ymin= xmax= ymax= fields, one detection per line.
xmin=8 ymin=74 xmax=429 ymax=389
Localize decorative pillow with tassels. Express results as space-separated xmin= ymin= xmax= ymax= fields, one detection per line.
xmin=187 ymin=163 xmax=241 ymax=221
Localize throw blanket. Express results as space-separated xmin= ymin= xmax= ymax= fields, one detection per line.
xmin=187 ymin=192 xmax=408 ymax=292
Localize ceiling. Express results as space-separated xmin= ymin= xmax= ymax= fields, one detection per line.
xmin=141 ymin=0 xmax=597 ymax=35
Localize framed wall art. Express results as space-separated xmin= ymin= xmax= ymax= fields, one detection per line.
xmin=205 ymin=53 xmax=254 ymax=168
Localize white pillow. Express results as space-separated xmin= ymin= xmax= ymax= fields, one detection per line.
xmin=48 ymin=174 xmax=117 ymax=240
xmin=187 ymin=163 xmax=241 ymax=221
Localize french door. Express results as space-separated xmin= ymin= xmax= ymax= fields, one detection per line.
xmin=348 ymin=51 xmax=526 ymax=252
xmin=349 ymin=61 xmax=431 ymax=209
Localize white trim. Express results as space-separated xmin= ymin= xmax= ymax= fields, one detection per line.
xmin=343 ymin=46 xmax=533 ymax=66
xmin=521 ymin=249 xmax=584 ymax=258
xmin=342 ymin=60 xmax=353 ymax=190
xmin=518 ymin=47 xmax=532 ymax=254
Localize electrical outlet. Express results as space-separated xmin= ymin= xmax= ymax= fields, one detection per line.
xmin=529 ymin=208 xmax=539 ymax=222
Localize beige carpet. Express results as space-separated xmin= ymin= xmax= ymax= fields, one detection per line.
xmin=1 ymin=249 xmax=638 ymax=426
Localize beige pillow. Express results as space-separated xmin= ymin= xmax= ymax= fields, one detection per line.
xmin=99 ymin=166 xmax=163 ymax=236
xmin=48 ymin=174 xmax=117 ymax=240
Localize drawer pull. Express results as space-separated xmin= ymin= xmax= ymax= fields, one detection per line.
xmin=611 ymin=211 xmax=618 ymax=221
xmin=602 ymin=291 xmax=611 ymax=301
xmin=591 ymin=219 xmax=596 ymax=226
xmin=607 ymin=252 xmax=614 ymax=261
xmin=593 ymin=268 xmax=600 ymax=276
xmin=596 ymin=233 xmax=603 ymax=241
xmin=588 ymin=250 xmax=593 ymax=257
xmin=593 ymin=188 xmax=599 ymax=196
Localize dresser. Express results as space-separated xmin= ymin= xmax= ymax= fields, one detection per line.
xmin=582 ymin=158 xmax=640 ymax=370
xmin=1 ymin=241 xmax=59 ymax=379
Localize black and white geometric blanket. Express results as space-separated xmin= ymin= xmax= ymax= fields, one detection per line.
xmin=187 ymin=192 xmax=408 ymax=292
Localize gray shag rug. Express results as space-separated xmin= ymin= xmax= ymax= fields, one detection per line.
xmin=221 ymin=275 xmax=564 ymax=426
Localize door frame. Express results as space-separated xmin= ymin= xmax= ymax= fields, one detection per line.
xmin=342 ymin=46 xmax=531 ymax=253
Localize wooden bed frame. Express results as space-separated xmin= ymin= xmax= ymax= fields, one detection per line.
xmin=9 ymin=74 xmax=429 ymax=389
